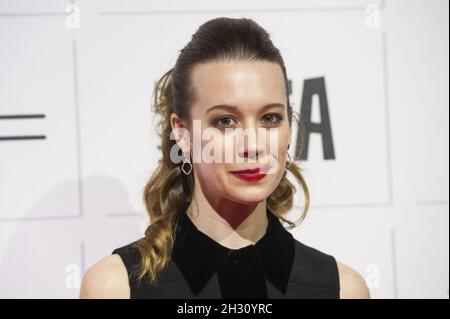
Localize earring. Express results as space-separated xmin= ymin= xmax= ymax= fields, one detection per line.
xmin=181 ymin=152 xmax=192 ymax=175
xmin=286 ymin=152 xmax=292 ymax=168
xmin=286 ymin=144 xmax=292 ymax=168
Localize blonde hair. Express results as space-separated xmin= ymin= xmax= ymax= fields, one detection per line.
xmin=134 ymin=17 xmax=310 ymax=284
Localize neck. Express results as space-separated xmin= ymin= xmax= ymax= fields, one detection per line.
xmin=186 ymin=177 xmax=268 ymax=250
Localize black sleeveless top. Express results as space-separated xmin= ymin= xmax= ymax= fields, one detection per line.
xmin=112 ymin=209 xmax=340 ymax=299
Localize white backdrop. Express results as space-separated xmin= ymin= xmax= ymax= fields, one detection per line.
xmin=0 ymin=0 xmax=448 ymax=299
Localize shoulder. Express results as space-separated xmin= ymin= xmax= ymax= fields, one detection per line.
xmin=80 ymin=254 xmax=130 ymax=299
xmin=336 ymin=261 xmax=370 ymax=299
xmin=292 ymin=240 xmax=370 ymax=299
xmin=293 ymin=239 xmax=336 ymax=265
xmin=291 ymin=240 xmax=340 ymax=290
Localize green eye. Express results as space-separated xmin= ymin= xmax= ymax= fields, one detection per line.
xmin=214 ymin=116 xmax=237 ymax=128
xmin=262 ymin=114 xmax=282 ymax=125
xmin=212 ymin=114 xmax=283 ymax=128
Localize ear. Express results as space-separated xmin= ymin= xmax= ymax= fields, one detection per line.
xmin=170 ymin=112 xmax=191 ymax=153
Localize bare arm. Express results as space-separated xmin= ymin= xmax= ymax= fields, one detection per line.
xmin=337 ymin=261 xmax=371 ymax=299
xmin=80 ymin=254 xmax=130 ymax=299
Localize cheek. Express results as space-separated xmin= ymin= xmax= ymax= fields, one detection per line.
xmin=223 ymin=131 xmax=236 ymax=160
xmin=193 ymin=130 xmax=228 ymax=184
xmin=201 ymin=129 xmax=239 ymax=163
xmin=267 ymin=127 xmax=290 ymax=158
xmin=202 ymin=130 xmax=227 ymax=163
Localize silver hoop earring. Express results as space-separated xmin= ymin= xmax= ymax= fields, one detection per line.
xmin=286 ymin=151 xmax=292 ymax=168
xmin=181 ymin=153 xmax=192 ymax=175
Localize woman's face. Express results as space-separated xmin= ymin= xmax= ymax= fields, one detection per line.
xmin=172 ymin=60 xmax=291 ymax=205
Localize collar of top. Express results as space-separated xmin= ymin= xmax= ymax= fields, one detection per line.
xmin=171 ymin=208 xmax=295 ymax=296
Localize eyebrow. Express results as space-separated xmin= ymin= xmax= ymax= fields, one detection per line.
xmin=205 ymin=103 xmax=285 ymax=115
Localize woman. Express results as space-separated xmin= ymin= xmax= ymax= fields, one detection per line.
xmin=80 ymin=17 xmax=370 ymax=299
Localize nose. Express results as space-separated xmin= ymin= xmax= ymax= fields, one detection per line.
xmin=236 ymin=126 xmax=266 ymax=162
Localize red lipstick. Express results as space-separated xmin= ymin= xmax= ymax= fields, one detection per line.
xmin=230 ymin=166 xmax=271 ymax=182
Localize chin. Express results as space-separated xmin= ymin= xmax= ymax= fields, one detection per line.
xmin=227 ymin=187 xmax=271 ymax=204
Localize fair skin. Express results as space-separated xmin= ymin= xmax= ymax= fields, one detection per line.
xmin=80 ymin=60 xmax=370 ymax=299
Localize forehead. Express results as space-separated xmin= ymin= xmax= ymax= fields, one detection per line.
xmin=189 ymin=60 xmax=286 ymax=112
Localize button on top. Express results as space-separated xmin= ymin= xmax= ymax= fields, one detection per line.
xmin=228 ymin=244 xmax=254 ymax=257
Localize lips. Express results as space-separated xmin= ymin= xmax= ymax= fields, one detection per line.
xmin=230 ymin=166 xmax=271 ymax=174
xmin=229 ymin=166 xmax=271 ymax=182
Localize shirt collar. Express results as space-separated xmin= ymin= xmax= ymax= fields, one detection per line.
xmin=171 ymin=208 xmax=295 ymax=296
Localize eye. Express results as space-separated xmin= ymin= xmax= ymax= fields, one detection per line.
xmin=213 ymin=116 xmax=238 ymax=128
xmin=261 ymin=113 xmax=283 ymax=126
